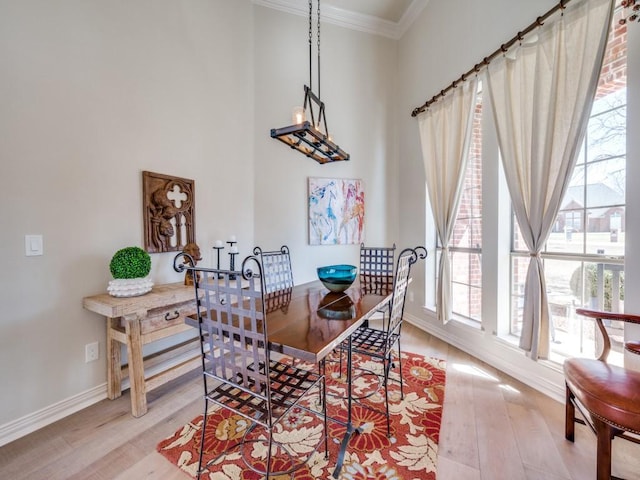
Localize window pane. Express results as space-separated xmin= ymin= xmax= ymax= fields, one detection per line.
xmin=585 ymin=210 xmax=625 ymax=255
xmin=510 ymin=256 xmax=528 ymax=336
xmin=591 ymin=87 xmax=625 ymax=115
xmin=447 ymin=86 xmax=482 ymax=323
xmin=452 ymin=282 xmax=470 ymax=319
xmin=565 ymin=168 xmax=586 ymax=200
xmin=451 ymin=251 xmax=482 ymax=321
xmin=452 ymin=214 xmax=471 ymax=248
xmin=586 ymin=103 xmax=626 ymax=161
xmin=513 ymin=213 xmax=527 ymax=252
xmin=585 ymin=157 xmax=625 ymax=208
xmin=547 ymin=224 xmax=584 ymax=254
xmin=550 ymin=261 xmax=625 ymax=364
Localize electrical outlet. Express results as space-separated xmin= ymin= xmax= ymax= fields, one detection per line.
xmin=85 ymin=342 xmax=99 ymax=363
xmin=409 ymin=291 xmax=414 ymax=302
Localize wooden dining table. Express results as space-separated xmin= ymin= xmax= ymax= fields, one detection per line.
xmin=268 ymin=279 xmax=393 ymax=477
xmin=186 ymin=277 xmax=392 ymax=478
xmin=263 ymin=280 xmax=388 ymax=358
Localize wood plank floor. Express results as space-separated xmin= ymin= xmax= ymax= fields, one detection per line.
xmin=1 ymin=323 xmax=638 ymax=479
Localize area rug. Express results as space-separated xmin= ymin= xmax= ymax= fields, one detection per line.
xmin=157 ymin=351 xmax=446 ymax=479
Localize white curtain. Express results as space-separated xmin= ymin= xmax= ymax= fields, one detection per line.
xmin=486 ymin=0 xmax=613 ymax=359
xmin=418 ymin=77 xmax=478 ymax=324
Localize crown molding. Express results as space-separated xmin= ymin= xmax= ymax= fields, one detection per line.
xmin=253 ymin=0 xmax=429 ymax=40
xmin=397 ymin=0 xmax=429 ymax=38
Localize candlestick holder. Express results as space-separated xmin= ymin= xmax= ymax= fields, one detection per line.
xmin=229 ymin=252 xmax=239 ymax=279
xmin=213 ymin=245 xmax=224 ymax=278
xmin=227 ymin=241 xmax=239 ymax=279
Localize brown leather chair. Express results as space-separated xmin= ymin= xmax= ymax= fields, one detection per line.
xmin=564 ymin=308 xmax=640 ymax=480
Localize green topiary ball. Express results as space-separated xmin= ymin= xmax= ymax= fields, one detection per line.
xmin=109 ymin=246 xmax=151 ymax=279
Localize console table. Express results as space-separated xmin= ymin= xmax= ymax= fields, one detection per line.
xmin=83 ymin=283 xmax=199 ymax=417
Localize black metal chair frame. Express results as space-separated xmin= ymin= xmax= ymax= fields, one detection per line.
xmin=254 ymin=244 xmax=331 ymax=412
xmin=343 ymin=246 xmax=427 ymax=436
xmin=174 ymin=253 xmax=327 ymax=478
xmin=253 ymin=245 xmax=294 ymax=294
xmin=359 ymin=243 xmax=396 ymax=329
xmin=359 ymin=243 xmax=396 ymax=296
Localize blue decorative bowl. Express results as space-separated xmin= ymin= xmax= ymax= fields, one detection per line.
xmin=317 ymin=264 xmax=357 ymax=292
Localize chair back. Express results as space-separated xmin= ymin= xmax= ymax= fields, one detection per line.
xmin=360 ymin=243 xmax=396 ymax=295
xmin=253 ymin=245 xmax=294 ymax=294
xmin=387 ymin=247 xmax=428 ymax=339
xmin=174 ymin=253 xmax=273 ymax=420
xmin=265 ymin=286 xmax=293 ymax=314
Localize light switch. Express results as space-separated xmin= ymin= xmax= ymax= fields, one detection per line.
xmin=25 ymin=234 xmax=43 ymax=256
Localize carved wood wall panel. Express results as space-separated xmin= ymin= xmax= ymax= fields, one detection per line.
xmin=142 ymin=171 xmax=195 ymax=253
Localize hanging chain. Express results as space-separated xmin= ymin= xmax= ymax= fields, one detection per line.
xmin=308 ymin=0 xmax=313 ymax=92
xmin=317 ymin=0 xmax=321 ymax=100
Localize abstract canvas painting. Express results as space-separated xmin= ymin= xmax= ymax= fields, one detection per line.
xmin=308 ymin=177 xmax=364 ymax=245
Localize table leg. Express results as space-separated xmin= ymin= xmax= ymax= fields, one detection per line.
xmin=106 ymin=317 xmax=122 ymax=400
xmin=332 ymin=338 xmax=362 ymax=478
xmin=124 ymin=313 xmax=147 ymax=417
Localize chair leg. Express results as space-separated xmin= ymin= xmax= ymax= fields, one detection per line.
xmin=197 ymin=400 xmax=210 ymax=480
xmin=565 ymin=384 xmax=575 ymax=442
xmin=266 ymin=430 xmax=273 ymax=478
xmin=594 ymin=418 xmax=613 ymax=480
xmin=397 ymin=338 xmax=404 ymax=399
xmin=383 ymin=356 xmax=391 ymax=437
xmin=323 ymin=374 xmax=329 ymax=459
xmin=317 ymin=359 xmax=324 ymax=408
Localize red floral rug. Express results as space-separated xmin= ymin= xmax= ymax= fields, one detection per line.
xmin=157 ymin=351 xmax=446 ymax=479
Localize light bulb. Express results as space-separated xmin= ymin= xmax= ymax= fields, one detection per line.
xmin=292 ymin=106 xmax=305 ymax=124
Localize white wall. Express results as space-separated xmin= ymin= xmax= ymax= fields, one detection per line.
xmin=0 ymin=0 xmax=399 ymax=442
xmin=0 ymin=0 xmax=256 ymax=430
xmin=397 ymin=0 xmax=640 ymax=398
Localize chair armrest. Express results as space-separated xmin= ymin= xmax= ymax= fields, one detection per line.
xmin=576 ymin=308 xmax=640 ymax=361
xmin=575 ymin=308 xmax=640 ymax=325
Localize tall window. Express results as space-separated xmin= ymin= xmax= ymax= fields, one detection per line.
xmin=510 ymin=11 xmax=627 ymax=363
xmin=448 ymin=88 xmax=483 ymax=322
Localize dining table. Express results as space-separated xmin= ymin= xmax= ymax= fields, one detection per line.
xmin=186 ymin=277 xmax=393 ymax=478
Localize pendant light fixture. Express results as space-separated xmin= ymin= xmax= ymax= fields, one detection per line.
xmin=270 ymin=0 xmax=349 ymax=164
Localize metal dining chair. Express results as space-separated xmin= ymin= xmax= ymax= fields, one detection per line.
xmin=254 ymin=244 xmax=328 ymax=395
xmin=359 ymin=243 xmax=396 ymax=328
xmin=347 ymin=246 xmax=427 ymax=436
xmin=253 ymin=245 xmax=294 ymax=294
xmin=360 ymin=243 xmax=396 ymax=295
xmin=174 ymin=253 xmax=327 ymax=478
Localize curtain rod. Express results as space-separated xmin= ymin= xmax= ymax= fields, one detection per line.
xmin=410 ymin=0 xmax=573 ymax=117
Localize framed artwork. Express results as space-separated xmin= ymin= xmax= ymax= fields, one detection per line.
xmin=142 ymin=171 xmax=195 ymax=253
xmin=308 ymin=177 xmax=364 ymax=245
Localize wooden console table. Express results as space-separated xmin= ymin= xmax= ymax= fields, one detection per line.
xmin=83 ymin=283 xmax=199 ymax=417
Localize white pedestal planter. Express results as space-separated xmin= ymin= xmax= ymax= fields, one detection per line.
xmin=107 ymin=277 xmax=154 ymax=297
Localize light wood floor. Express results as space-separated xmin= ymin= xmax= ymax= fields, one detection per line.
xmin=1 ymin=323 xmax=639 ymax=480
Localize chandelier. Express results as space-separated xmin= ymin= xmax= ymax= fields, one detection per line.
xmin=270 ymin=0 xmax=349 ymax=164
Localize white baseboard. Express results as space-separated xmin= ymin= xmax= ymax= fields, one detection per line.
xmin=0 ymin=384 xmax=107 ymax=447
xmin=0 ymin=347 xmax=201 ymax=447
